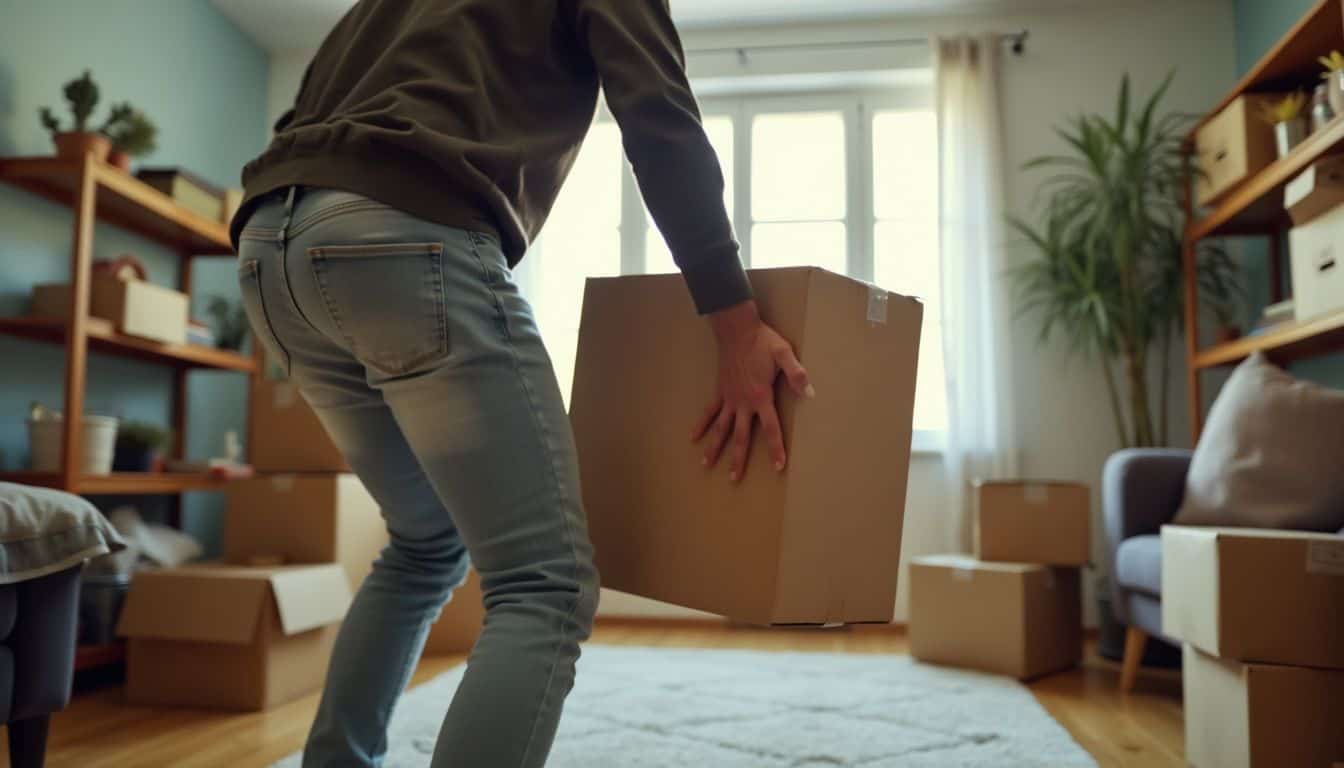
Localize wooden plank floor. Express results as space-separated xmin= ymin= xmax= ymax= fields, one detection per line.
xmin=28 ymin=621 xmax=1184 ymax=767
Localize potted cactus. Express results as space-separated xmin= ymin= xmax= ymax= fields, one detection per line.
xmin=105 ymin=108 xmax=158 ymax=171
xmin=1259 ymin=92 xmax=1309 ymax=158
xmin=39 ymin=71 xmax=112 ymax=162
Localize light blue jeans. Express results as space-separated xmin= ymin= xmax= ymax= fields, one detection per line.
xmin=236 ymin=187 xmax=599 ymax=768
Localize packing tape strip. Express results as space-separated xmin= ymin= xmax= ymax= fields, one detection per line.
xmin=271 ymin=474 xmax=296 ymax=492
xmin=1307 ymin=541 xmax=1344 ymax=575
xmin=866 ymin=286 xmax=888 ymax=325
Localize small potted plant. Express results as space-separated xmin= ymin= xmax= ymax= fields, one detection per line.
xmin=111 ymin=421 xmax=172 ymax=472
xmin=208 ymin=295 xmax=250 ymax=351
xmin=39 ymin=71 xmax=112 ymax=162
xmin=104 ymin=107 xmax=157 ymax=171
xmin=1321 ymin=50 xmax=1344 ymax=118
xmin=1260 ymin=92 xmax=1309 ymax=158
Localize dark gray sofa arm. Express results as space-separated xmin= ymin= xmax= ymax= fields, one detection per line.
xmin=1102 ymin=448 xmax=1192 ymax=619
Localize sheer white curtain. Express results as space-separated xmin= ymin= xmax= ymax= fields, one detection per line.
xmin=935 ymin=35 xmax=1020 ymax=551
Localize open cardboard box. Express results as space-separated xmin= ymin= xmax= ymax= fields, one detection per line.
xmin=117 ymin=563 xmax=351 ymax=710
xmin=570 ymin=268 xmax=922 ymax=625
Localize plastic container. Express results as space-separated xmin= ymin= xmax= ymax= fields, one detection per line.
xmin=79 ymin=572 xmax=132 ymax=646
xmin=27 ymin=413 xmax=119 ymax=475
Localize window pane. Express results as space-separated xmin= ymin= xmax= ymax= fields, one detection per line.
xmin=913 ymin=323 xmax=948 ymax=431
xmin=644 ymin=116 xmax=734 ymax=274
xmin=751 ymin=222 xmax=846 ymax=273
xmin=549 ymin=122 xmax=622 ymax=231
xmin=751 ymin=111 xmax=845 ymax=222
xmin=873 ymin=111 xmax=937 ymax=221
xmin=874 ymin=221 xmax=937 ymax=301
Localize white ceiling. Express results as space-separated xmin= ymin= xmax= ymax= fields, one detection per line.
xmin=214 ymin=0 xmax=1082 ymax=52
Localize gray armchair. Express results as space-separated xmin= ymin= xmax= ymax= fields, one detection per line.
xmin=1102 ymin=448 xmax=1191 ymax=693
xmin=2 ymin=564 xmax=82 ymax=768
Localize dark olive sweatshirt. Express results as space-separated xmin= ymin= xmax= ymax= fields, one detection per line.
xmin=231 ymin=0 xmax=750 ymax=314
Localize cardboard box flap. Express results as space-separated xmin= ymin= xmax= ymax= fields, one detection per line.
xmin=117 ymin=568 xmax=269 ymax=645
xmin=269 ymin=565 xmax=353 ymax=636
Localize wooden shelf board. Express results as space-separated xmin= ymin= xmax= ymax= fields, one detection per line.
xmin=1189 ymin=114 xmax=1344 ymax=240
xmin=1187 ymin=0 xmax=1342 ymax=139
xmin=74 ymin=642 xmax=125 ymax=671
xmin=0 ymin=156 xmax=233 ymax=255
xmin=1 ymin=471 xmax=237 ymax=494
xmin=1194 ymin=310 xmax=1344 ymax=368
xmin=0 ymin=316 xmax=255 ymax=372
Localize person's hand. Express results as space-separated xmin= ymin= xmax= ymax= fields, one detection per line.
xmin=692 ymin=300 xmax=813 ymax=482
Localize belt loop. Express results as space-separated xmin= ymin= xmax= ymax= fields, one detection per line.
xmin=276 ymin=186 xmax=299 ymax=245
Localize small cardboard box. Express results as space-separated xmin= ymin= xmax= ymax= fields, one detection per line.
xmin=225 ymin=474 xmax=387 ymax=590
xmin=909 ymin=555 xmax=1081 ymax=680
xmin=249 ymin=357 xmax=350 ymax=473
xmin=117 ymin=564 xmax=352 ymax=710
xmin=570 ymin=268 xmax=922 ymax=625
xmin=972 ymin=480 xmax=1090 ymax=566
xmin=1284 ymin=154 xmax=1344 ymax=226
xmin=1184 ymin=644 xmax=1344 ymax=768
xmin=1162 ymin=526 xmax=1344 ymax=669
xmin=1288 ymin=202 xmax=1344 ymax=322
xmin=1194 ymin=94 xmax=1281 ymax=206
xmin=32 ymin=275 xmax=189 ymax=345
xmin=423 ymin=568 xmax=485 ymax=655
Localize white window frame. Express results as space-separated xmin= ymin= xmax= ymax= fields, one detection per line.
xmin=546 ymin=86 xmax=945 ymax=451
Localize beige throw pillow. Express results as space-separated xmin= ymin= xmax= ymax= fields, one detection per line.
xmin=1174 ymin=353 xmax=1344 ymax=530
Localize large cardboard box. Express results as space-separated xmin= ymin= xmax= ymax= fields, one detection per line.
xmin=570 ymin=268 xmax=922 ymax=625
xmin=1184 ymin=645 xmax=1344 ymax=768
xmin=1288 ymin=202 xmax=1344 ymax=322
xmin=909 ymin=555 xmax=1081 ymax=680
xmin=249 ymin=358 xmax=350 ymax=473
xmin=423 ymin=568 xmax=485 ymax=655
xmin=1194 ymin=94 xmax=1281 ymax=206
xmin=32 ymin=275 xmax=189 ymax=345
xmin=117 ymin=564 xmax=351 ymax=710
xmin=1162 ymin=526 xmax=1344 ymax=669
xmin=225 ymin=474 xmax=387 ymax=590
xmin=972 ymin=480 xmax=1090 ymax=566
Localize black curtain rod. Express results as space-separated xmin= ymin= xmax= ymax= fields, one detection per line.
xmin=687 ymin=29 xmax=1030 ymax=58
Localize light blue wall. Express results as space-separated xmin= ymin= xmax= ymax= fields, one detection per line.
xmin=1233 ymin=0 xmax=1344 ymax=385
xmin=0 ymin=0 xmax=268 ymax=552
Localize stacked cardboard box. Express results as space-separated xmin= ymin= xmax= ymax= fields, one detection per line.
xmin=1162 ymin=526 xmax=1344 ymax=768
xmin=909 ymin=481 xmax=1089 ymax=680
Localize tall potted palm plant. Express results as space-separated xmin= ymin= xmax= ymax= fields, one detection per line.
xmin=1011 ymin=73 xmax=1239 ymax=449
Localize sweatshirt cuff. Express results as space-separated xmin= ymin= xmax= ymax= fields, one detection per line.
xmin=681 ymin=252 xmax=753 ymax=315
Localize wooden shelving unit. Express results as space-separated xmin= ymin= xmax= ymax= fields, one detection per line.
xmin=1 ymin=154 xmax=245 ymax=672
xmin=1182 ymin=0 xmax=1344 ymax=439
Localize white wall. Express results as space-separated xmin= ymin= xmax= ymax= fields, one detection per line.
xmin=260 ymin=0 xmax=1237 ymax=624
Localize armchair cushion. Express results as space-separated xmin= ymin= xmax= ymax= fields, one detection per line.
xmin=1174 ymin=353 xmax=1344 ymax=531
xmin=0 ymin=482 xmax=125 ymax=584
xmin=1115 ymin=535 xmax=1162 ymax=597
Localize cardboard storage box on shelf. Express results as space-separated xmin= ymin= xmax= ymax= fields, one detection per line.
xmin=1284 ymin=154 xmax=1344 ymax=226
xmin=908 ymin=555 xmax=1081 ymax=680
xmin=1162 ymin=526 xmax=1344 ymax=668
xmin=1194 ymin=93 xmax=1281 ymax=207
xmin=31 ymin=274 xmax=188 ymax=345
xmin=1287 ymin=202 xmax=1344 ymax=322
xmin=1183 ymin=644 xmax=1344 ymax=768
xmin=423 ymin=568 xmax=485 ymax=655
xmin=117 ymin=563 xmax=351 ymax=710
xmin=249 ymin=354 xmax=350 ymax=473
xmin=972 ymin=480 xmax=1090 ymax=566
xmin=136 ymin=167 xmax=225 ymax=222
xmin=570 ymin=268 xmax=922 ymax=625
xmin=225 ymin=474 xmax=387 ymax=590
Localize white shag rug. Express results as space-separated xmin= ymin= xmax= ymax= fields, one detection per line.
xmin=275 ymin=645 xmax=1097 ymax=767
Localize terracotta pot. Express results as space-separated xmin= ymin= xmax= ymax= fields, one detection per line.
xmin=106 ymin=150 xmax=130 ymax=171
xmin=52 ymin=131 xmax=111 ymax=162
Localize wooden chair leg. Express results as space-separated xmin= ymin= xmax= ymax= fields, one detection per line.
xmin=8 ymin=714 xmax=51 ymax=768
xmin=1119 ymin=626 xmax=1148 ymax=695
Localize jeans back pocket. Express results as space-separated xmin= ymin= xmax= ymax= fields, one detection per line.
xmin=309 ymin=242 xmax=448 ymax=377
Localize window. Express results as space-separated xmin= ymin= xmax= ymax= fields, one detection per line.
xmin=520 ymin=89 xmax=946 ymax=442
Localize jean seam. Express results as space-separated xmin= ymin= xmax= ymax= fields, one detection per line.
xmin=239 ymin=258 xmax=292 ymax=375
xmin=288 ymin=198 xmax=394 ymax=240
xmin=468 ymin=234 xmax=582 ymax=767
